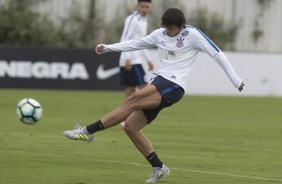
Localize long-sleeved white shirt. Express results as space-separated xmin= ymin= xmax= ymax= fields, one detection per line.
xmin=104 ymin=25 xmax=242 ymax=91
xmin=119 ymin=11 xmax=151 ymax=66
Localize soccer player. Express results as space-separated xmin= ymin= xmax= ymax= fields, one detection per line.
xmin=119 ymin=0 xmax=154 ymax=127
xmin=64 ymin=8 xmax=244 ymax=183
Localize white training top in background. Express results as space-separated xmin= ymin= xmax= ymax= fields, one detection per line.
xmin=119 ymin=11 xmax=151 ymax=66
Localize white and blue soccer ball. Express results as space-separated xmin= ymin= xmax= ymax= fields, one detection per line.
xmin=16 ymin=98 xmax=43 ymax=124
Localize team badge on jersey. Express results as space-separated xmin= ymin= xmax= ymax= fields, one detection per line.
xmin=176 ymin=37 xmax=184 ymax=48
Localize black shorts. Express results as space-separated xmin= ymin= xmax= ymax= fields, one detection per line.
xmin=120 ymin=64 xmax=147 ymax=87
xmin=143 ymin=76 xmax=184 ymax=124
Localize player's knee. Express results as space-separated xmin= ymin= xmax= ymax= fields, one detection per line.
xmin=123 ymin=92 xmax=139 ymax=110
xmin=123 ymin=122 xmax=136 ymax=134
xmin=123 ymin=122 xmax=131 ymax=132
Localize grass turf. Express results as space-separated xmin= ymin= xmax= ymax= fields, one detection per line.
xmin=0 ymin=89 xmax=282 ymax=184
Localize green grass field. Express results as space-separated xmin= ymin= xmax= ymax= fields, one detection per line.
xmin=0 ymin=89 xmax=282 ymax=184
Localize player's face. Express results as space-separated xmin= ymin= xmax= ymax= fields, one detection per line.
xmin=165 ymin=26 xmax=182 ymax=37
xmin=137 ymin=2 xmax=151 ymax=16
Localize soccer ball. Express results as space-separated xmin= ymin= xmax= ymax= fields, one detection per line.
xmin=16 ymin=98 xmax=43 ymax=124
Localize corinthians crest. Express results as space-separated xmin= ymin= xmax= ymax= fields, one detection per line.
xmin=176 ymin=37 xmax=184 ymax=48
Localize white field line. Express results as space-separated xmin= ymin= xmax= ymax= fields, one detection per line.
xmin=1 ymin=149 xmax=282 ymax=182
xmin=1 ymin=132 xmax=282 ymax=154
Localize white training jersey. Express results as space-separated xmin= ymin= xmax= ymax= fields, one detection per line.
xmin=104 ymin=25 xmax=242 ymax=91
xmin=119 ymin=11 xmax=151 ymax=66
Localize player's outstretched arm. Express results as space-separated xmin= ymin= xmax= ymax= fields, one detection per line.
xmin=238 ymin=81 xmax=244 ymax=92
xmin=95 ymin=44 xmax=107 ymax=55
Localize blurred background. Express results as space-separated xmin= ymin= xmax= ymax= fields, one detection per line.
xmin=0 ymin=0 xmax=281 ymax=96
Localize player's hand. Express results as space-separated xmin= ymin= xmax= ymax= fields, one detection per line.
xmin=125 ymin=60 xmax=132 ymax=71
xmin=238 ymin=81 xmax=244 ymax=92
xmin=95 ymin=44 xmax=106 ymax=55
xmin=147 ymin=61 xmax=154 ymax=71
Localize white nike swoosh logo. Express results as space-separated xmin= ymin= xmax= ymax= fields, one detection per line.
xmin=96 ymin=63 xmax=120 ymax=80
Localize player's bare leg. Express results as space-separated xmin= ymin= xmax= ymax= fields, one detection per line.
xmin=123 ymin=110 xmax=170 ymax=183
xmin=124 ymin=84 xmax=147 ymax=99
xmin=120 ymin=86 xmax=136 ymax=127
xmin=101 ymin=85 xmax=161 ymax=128
xmin=63 ymin=84 xmax=170 ymax=182
xmin=123 ymin=110 xmax=153 ymax=156
xmin=121 ymin=84 xmax=147 ymax=128
xmin=63 ymin=85 xmax=161 ymax=139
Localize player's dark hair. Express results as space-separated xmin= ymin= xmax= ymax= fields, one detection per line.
xmin=138 ymin=0 xmax=151 ymax=3
xmin=161 ymin=8 xmax=186 ymax=28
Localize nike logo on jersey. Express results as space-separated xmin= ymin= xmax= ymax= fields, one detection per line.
xmin=161 ymin=41 xmax=168 ymax=45
xmin=96 ymin=63 xmax=119 ymax=80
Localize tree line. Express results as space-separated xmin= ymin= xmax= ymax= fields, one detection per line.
xmin=0 ymin=0 xmax=238 ymax=50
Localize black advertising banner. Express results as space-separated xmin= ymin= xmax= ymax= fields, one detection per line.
xmin=0 ymin=47 xmax=122 ymax=90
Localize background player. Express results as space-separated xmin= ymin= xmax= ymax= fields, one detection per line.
xmin=119 ymin=0 xmax=154 ymax=98
xmin=119 ymin=0 xmax=154 ymax=127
